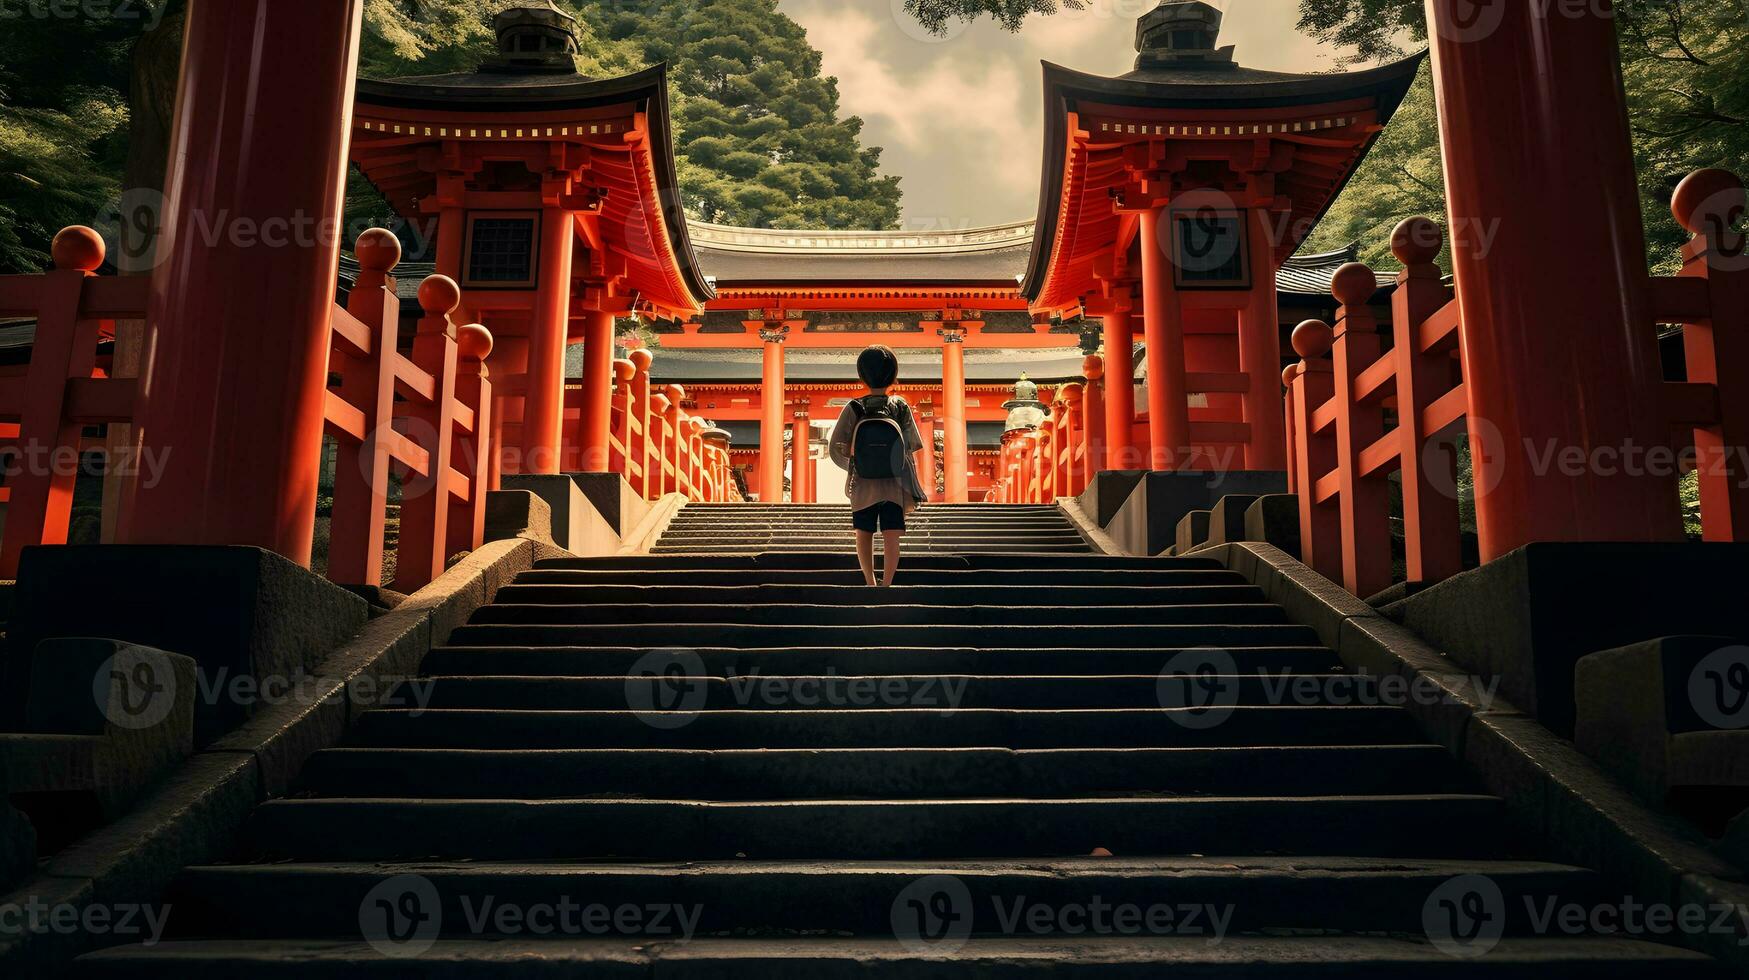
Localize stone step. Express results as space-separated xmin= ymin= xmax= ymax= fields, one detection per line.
xmin=648 ymin=545 xmax=1096 ymax=555
xmin=420 ymin=645 xmax=1343 ymax=678
xmin=466 ymin=603 xmax=1289 ymax=628
xmin=532 ymin=554 xmax=1225 ymax=571
xmin=158 ymin=857 xmax=1601 ymax=939
xmin=401 ymin=674 xmax=1378 ymax=711
xmin=345 ymin=706 xmax=1425 ymax=749
xmin=491 ymin=583 xmax=1266 ymax=607
xmin=74 ymin=936 xmax=1728 ymax=979
xmin=657 ymin=535 xmax=1084 ymax=542
xmin=443 ymin=622 xmax=1322 ymax=650
xmin=512 ymin=568 xmax=1247 ymax=588
xmin=297 ymin=745 xmax=1471 ymax=799
xmin=239 ymin=795 xmax=1510 ymax=862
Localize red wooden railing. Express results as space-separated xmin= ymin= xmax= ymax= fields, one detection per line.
xmin=0 ymin=227 xmax=501 ymax=590
xmin=324 ymin=230 xmax=495 ymax=591
xmin=610 ymin=351 xmax=737 ymax=503
xmin=0 ymin=228 xmax=142 ymax=578
xmin=1285 ymin=169 xmax=1749 ymax=597
xmin=999 ymin=380 xmax=1094 ymax=504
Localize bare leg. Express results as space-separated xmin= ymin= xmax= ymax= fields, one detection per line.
xmin=880 ymin=529 xmax=903 ymax=587
xmin=855 ymin=530 xmax=877 ymax=586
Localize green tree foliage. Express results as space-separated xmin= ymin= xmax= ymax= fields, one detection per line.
xmin=1295 ymin=0 xmax=1749 ymax=274
xmin=899 ymin=0 xmax=1085 ymax=35
xmin=1300 ymin=63 xmax=1445 ymax=268
xmin=574 ymin=0 xmax=901 ymax=228
xmin=0 ymin=4 xmax=150 ymax=271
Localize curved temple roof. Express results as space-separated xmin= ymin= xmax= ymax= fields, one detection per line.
xmin=1022 ymin=49 xmax=1424 ymax=309
xmin=352 ymin=62 xmax=714 ymax=316
xmin=689 ymin=220 xmax=1034 ymax=288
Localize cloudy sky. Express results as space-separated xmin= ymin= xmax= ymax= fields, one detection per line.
xmin=777 ymin=0 xmax=1360 ymax=229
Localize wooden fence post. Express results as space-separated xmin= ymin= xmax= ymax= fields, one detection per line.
xmin=1331 ymin=263 xmax=1393 ymax=599
xmin=1391 ymin=218 xmax=1465 ymax=582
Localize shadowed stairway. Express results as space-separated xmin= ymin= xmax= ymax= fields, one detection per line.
xmin=76 ymin=504 xmax=1722 ymax=976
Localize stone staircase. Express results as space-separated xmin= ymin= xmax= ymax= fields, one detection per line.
xmin=76 ymin=504 xmax=1721 ymax=975
xmin=652 ymin=502 xmax=1092 ymax=554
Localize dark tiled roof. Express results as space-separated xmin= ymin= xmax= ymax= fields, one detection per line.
xmin=648 ymin=347 xmax=1093 ymax=385
xmin=694 ymin=242 xmax=1032 ymax=286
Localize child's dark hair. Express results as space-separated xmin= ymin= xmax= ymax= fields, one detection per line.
xmin=856 ymin=345 xmax=900 ymax=389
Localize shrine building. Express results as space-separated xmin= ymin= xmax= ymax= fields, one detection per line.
xmin=342 ymin=0 xmax=1419 ymax=503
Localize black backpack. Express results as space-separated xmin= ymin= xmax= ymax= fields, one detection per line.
xmin=850 ymin=396 xmax=909 ymax=479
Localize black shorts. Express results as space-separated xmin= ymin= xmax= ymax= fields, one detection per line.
xmin=852 ymin=501 xmax=906 ymax=532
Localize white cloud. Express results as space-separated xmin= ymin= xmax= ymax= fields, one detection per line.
xmin=780 ymin=0 xmax=1355 ymax=227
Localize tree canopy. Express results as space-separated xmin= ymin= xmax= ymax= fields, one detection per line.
xmin=1295 ymin=0 xmax=1749 ymax=274
xmin=573 ymin=0 xmax=901 ymax=229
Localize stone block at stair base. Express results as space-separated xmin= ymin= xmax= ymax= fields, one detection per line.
xmin=0 ymin=754 xmax=34 ymax=891
xmin=1386 ymin=543 xmax=1749 ymax=736
xmin=1245 ymin=494 xmax=1301 ymax=558
xmin=484 ymin=489 xmax=554 ymax=547
xmin=1079 ymin=470 xmax=1147 ymax=527
xmin=501 ymin=474 xmax=620 ymax=555
xmin=3 ymin=547 xmax=368 ymax=744
xmin=1207 ymin=494 xmax=1261 ymax=547
xmin=1104 ymin=471 xmax=1288 ymax=557
xmin=1175 ymin=511 xmax=1212 ymax=556
xmin=4 ymin=640 xmax=197 ymax=824
xmin=569 ymin=473 xmax=649 ymax=537
xmin=1575 ymin=636 xmax=1749 ymax=807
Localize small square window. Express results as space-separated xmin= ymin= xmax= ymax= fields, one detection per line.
xmin=1171 ymin=210 xmax=1251 ymax=290
xmin=463 ymin=213 xmax=541 ymax=289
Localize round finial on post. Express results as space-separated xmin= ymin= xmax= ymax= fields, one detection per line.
xmin=612 ymin=358 xmax=636 ymax=384
xmin=1282 ymin=364 xmax=1299 ymax=387
xmin=1062 ymin=382 xmax=1085 ymax=404
xmin=418 ymin=275 xmax=462 ymax=316
xmin=650 ymin=392 xmax=671 ymax=414
xmin=1390 ymin=217 xmax=1443 ymax=266
xmin=457 ymin=323 xmax=493 ymax=362
xmin=355 ymin=228 xmax=402 ymax=273
xmin=629 ymin=348 xmax=653 ymax=372
xmin=1082 ymin=353 xmax=1105 ymax=380
xmin=1672 ymin=168 xmax=1746 ymax=235
xmin=665 ymin=383 xmax=685 ymax=403
xmin=1330 ymin=262 xmax=1377 ymax=308
xmin=51 ymin=226 xmax=105 ymax=272
xmin=1292 ymin=319 xmax=1334 ymax=359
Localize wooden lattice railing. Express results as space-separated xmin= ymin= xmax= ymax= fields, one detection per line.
xmin=1285 ymin=169 xmax=1749 ymax=597
xmin=323 ymin=230 xmax=495 ymax=591
xmin=0 ymin=228 xmax=142 ymax=578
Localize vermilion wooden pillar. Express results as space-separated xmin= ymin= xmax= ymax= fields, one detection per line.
xmin=120 ymin=0 xmax=364 ymax=563
xmin=941 ymin=327 xmax=969 ymax=502
xmin=1102 ymin=308 xmax=1138 ymax=470
xmin=917 ymin=411 xmax=937 ymax=503
xmin=760 ymin=327 xmax=787 ymax=501
xmin=1082 ymin=354 xmax=1105 ymax=487
xmin=577 ymin=309 xmax=615 ymax=472
xmin=523 ymin=207 xmax=574 ymax=474
xmin=1428 ymin=0 xmax=1681 ymax=556
xmin=1139 ymin=209 xmax=1192 ymax=470
xmin=791 ymin=413 xmax=811 ymax=504
xmin=1242 ymin=208 xmax=1288 ymax=470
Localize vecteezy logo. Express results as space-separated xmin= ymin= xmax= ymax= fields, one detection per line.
xmin=1691 ymin=646 xmax=1749 ymax=730
xmin=892 ymin=875 xmax=974 ymax=954
xmin=1431 ymin=0 xmax=1508 ymax=44
xmin=626 ymin=648 xmax=710 ymax=729
xmin=1423 ymin=874 xmax=1506 ymax=958
xmin=93 ymin=645 xmax=177 ymax=731
xmin=1158 ymin=647 xmax=1240 ymax=729
xmin=360 ymin=874 xmax=442 ymax=958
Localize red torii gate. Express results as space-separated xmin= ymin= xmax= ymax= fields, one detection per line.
xmin=2 ymin=0 xmax=1726 ymax=576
